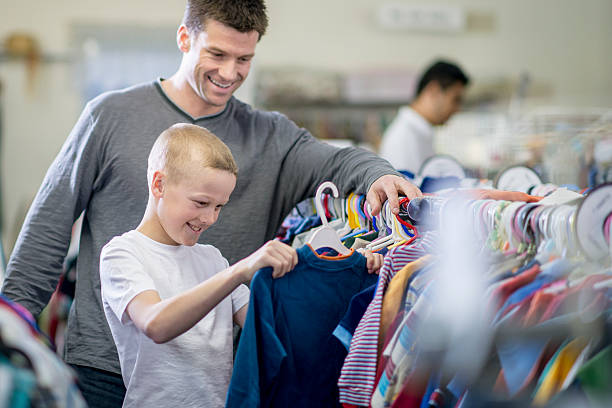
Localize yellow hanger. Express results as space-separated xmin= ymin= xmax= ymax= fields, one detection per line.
xmin=346 ymin=193 xmax=360 ymax=229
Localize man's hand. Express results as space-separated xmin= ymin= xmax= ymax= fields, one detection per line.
xmin=366 ymin=174 xmax=422 ymax=216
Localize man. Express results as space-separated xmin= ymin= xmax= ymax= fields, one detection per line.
xmin=1 ymin=1 xmax=420 ymax=407
xmin=379 ymin=60 xmax=470 ymax=175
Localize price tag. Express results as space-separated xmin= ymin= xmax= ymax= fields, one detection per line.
xmin=494 ymin=165 xmax=542 ymax=192
xmin=418 ymin=154 xmax=465 ymax=179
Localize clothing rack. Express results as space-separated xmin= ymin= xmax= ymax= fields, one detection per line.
xmin=271 ymin=180 xmax=612 ymax=406
xmin=401 ymin=183 xmax=612 ymax=264
xmin=372 ymin=186 xmax=611 ymax=407
xmin=0 ymin=294 xmax=86 ymax=406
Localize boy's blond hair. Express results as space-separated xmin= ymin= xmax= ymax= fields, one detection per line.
xmin=147 ymin=123 xmax=238 ymax=185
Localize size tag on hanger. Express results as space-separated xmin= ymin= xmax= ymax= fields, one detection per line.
xmin=538 ymin=188 xmax=583 ymax=206
xmin=575 ymin=183 xmax=612 ymax=261
xmin=418 ymin=154 xmax=465 ymax=179
xmin=494 ymin=165 xmax=542 ymax=192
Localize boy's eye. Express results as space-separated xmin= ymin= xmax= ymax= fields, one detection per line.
xmin=195 ymin=201 xmax=208 ymax=207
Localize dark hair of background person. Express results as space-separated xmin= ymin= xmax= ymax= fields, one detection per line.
xmin=415 ymin=60 xmax=470 ymax=97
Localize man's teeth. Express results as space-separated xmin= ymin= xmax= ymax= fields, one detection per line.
xmin=209 ymin=77 xmax=231 ymax=88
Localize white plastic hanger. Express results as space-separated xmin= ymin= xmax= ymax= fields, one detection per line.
xmin=335 ymin=197 xmax=353 ymax=238
xmin=366 ymin=202 xmax=393 ymax=250
xmin=593 ymin=277 xmax=612 ymax=290
xmin=592 ymin=231 xmax=612 ymax=290
xmin=366 ymin=202 xmax=408 ymax=251
xmin=307 ymin=181 xmax=352 ymax=255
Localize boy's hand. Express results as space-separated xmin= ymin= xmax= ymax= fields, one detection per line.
xmin=234 ymin=240 xmax=298 ymax=281
xmin=357 ymin=248 xmax=384 ymax=274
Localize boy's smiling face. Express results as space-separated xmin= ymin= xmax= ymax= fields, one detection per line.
xmin=153 ymin=167 xmax=236 ymax=246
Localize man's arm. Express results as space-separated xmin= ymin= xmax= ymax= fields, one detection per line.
xmin=1 ymin=106 xmax=99 ymax=316
xmin=275 ymin=118 xmax=421 ymax=216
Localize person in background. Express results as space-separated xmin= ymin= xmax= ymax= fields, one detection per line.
xmin=1 ymin=1 xmax=419 ymax=407
xmin=379 ymin=59 xmax=470 ymax=175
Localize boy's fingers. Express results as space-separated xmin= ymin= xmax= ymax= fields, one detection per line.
xmin=268 ymin=244 xmax=297 ymax=278
xmin=367 ymin=253 xmax=383 ymax=274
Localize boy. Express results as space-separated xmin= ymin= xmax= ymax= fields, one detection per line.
xmin=99 ymin=123 xmax=299 ymax=407
xmin=100 ymin=123 xmax=384 ymax=407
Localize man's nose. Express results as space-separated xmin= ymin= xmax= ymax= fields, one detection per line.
xmin=218 ymin=59 xmax=237 ymax=81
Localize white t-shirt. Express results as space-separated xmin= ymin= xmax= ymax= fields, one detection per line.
xmin=378 ymin=106 xmax=435 ymax=175
xmin=100 ymin=230 xmax=250 ymax=408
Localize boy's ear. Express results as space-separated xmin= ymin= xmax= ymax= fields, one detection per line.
xmin=151 ymin=171 xmax=166 ymax=198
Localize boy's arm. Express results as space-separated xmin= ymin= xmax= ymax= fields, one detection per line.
xmin=127 ymin=266 xmax=245 ymax=343
xmin=233 ymin=304 xmax=248 ymax=328
xmin=127 ymin=240 xmax=297 ymax=344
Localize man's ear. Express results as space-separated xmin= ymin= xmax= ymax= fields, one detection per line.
xmin=151 ymin=171 xmax=166 ymax=198
xmin=424 ymin=80 xmax=442 ymax=96
xmin=177 ymin=25 xmax=191 ymax=53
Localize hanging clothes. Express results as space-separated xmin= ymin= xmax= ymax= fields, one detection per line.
xmin=532 ymin=336 xmax=590 ymax=405
xmin=574 ymin=345 xmax=612 ymax=406
xmin=338 ymin=232 xmax=437 ymax=406
xmin=0 ymin=296 xmax=86 ymax=407
xmin=378 ymin=255 xmax=432 ymax=353
xmin=333 ymin=284 xmax=377 ymax=352
xmin=226 ymin=244 xmax=377 ymax=408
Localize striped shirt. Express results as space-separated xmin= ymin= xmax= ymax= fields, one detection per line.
xmin=370 ymin=283 xmax=434 ymax=407
xmin=338 ymin=232 xmax=437 ymax=405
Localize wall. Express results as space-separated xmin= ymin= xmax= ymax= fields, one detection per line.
xmin=1 ymin=0 xmax=611 ymax=255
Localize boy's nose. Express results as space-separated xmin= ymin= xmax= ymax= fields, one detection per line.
xmin=199 ymin=210 xmax=215 ymax=225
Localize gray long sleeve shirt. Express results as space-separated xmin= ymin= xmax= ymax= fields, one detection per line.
xmin=2 ymin=79 xmax=400 ymax=374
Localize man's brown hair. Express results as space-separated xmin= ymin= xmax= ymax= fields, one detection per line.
xmin=183 ymin=0 xmax=268 ymax=39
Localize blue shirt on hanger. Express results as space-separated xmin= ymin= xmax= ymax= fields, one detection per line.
xmin=226 ymin=245 xmax=378 ymax=408
xmin=332 ymin=283 xmax=377 ymax=351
